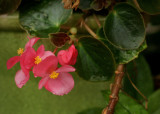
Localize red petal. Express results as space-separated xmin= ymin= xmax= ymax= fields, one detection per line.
xmin=33 ymin=56 xmax=58 ymax=77
xmin=25 ymin=37 xmax=40 ymax=49
xmin=56 ymin=65 xmax=75 ymax=73
xmin=20 ymin=47 xmax=36 ymax=75
xmin=7 ymin=56 xmax=20 ymax=69
xmin=38 ymin=76 xmax=49 ymax=89
xmin=15 ymin=69 xmax=30 ymax=88
xmin=45 ymin=72 xmax=74 ymax=95
xmin=41 ymin=51 xmax=55 ymax=60
xmin=36 ymin=45 xmax=45 ymax=57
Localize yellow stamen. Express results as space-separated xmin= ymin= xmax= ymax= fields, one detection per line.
xmin=49 ymin=71 xmax=59 ymax=79
xmin=34 ymin=56 xmax=42 ymax=64
xmin=17 ymin=48 xmax=24 ymax=55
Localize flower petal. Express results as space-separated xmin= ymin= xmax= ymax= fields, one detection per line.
xmin=36 ymin=45 xmax=45 ymax=57
xmin=15 ymin=69 xmax=30 ymax=88
xmin=33 ymin=56 xmax=58 ymax=77
xmin=56 ymin=65 xmax=75 ymax=73
xmin=25 ymin=37 xmax=40 ymax=49
xmin=45 ymin=72 xmax=74 ymax=95
xmin=58 ymin=50 xmax=73 ymax=65
xmin=38 ymin=76 xmax=49 ymax=89
xmin=7 ymin=56 xmax=20 ymax=69
xmin=41 ymin=51 xmax=55 ymax=60
xmin=20 ymin=47 xmax=36 ymax=75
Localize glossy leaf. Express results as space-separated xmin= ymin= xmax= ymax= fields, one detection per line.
xmin=102 ymin=90 xmax=148 ymax=114
xmin=104 ymin=3 xmax=145 ymax=50
xmin=75 ymin=37 xmax=116 ymax=81
xmin=148 ymin=89 xmax=160 ymax=114
xmin=123 ymin=55 xmax=154 ymax=101
xmin=0 ymin=0 xmax=21 ymax=15
xmin=49 ymin=32 xmax=70 ymax=47
xmin=19 ymin=0 xmax=72 ymax=38
xmin=97 ymin=28 xmax=147 ymax=64
xmin=137 ymin=0 xmax=160 ymax=15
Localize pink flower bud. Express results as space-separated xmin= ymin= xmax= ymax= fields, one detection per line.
xmin=58 ymin=44 xmax=78 ymax=65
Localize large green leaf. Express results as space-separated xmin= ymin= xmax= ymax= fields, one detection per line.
xmin=19 ymin=0 xmax=72 ymax=38
xmin=0 ymin=0 xmax=21 ymax=15
xmin=123 ymin=55 xmax=154 ymax=101
xmin=148 ymin=89 xmax=160 ymax=114
xmin=97 ymin=28 xmax=147 ymax=64
xmin=103 ymin=3 xmax=145 ymax=50
xmin=102 ymin=90 xmax=148 ymax=114
xmin=137 ymin=0 xmax=160 ymax=15
xmin=75 ymin=37 xmax=116 ymax=81
xmin=78 ymin=107 xmax=103 ymax=114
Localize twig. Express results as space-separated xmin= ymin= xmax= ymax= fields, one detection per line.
xmin=81 ymin=19 xmax=98 ymax=39
xmin=102 ymin=64 xmax=125 ymax=114
xmin=93 ymin=14 xmax=101 ymax=28
xmin=133 ymin=0 xmax=143 ymax=12
xmin=126 ymin=72 xmax=148 ymax=109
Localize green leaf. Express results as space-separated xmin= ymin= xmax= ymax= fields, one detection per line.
xmin=103 ymin=3 xmax=145 ymax=50
xmin=148 ymin=89 xmax=160 ymax=114
xmin=97 ymin=27 xmax=147 ymax=64
xmin=19 ymin=0 xmax=72 ymax=38
xmin=75 ymin=37 xmax=116 ymax=81
xmin=0 ymin=0 xmax=21 ymax=15
xmin=123 ymin=55 xmax=154 ymax=101
xmin=102 ymin=90 xmax=148 ymax=114
xmin=137 ymin=0 xmax=160 ymax=15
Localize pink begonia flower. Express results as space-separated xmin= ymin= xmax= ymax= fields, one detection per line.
xmin=7 ymin=37 xmax=40 ymax=69
xmin=57 ymin=44 xmax=78 ymax=65
xmin=20 ymin=45 xmax=54 ymax=76
xmin=6 ymin=37 xmax=39 ymax=88
xmin=33 ymin=56 xmax=75 ymax=96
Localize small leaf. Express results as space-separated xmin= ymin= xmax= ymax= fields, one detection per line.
xmin=148 ymin=89 xmax=160 ymax=114
xmin=19 ymin=0 xmax=72 ymax=38
xmin=137 ymin=0 xmax=160 ymax=15
xmin=49 ymin=32 xmax=70 ymax=47
xmin=97 ymin=28 xmax=147 ymax=64
xmin=123 ymin=55 xmax=154 ymax=101
xmin=104 ymin=3 xmax=145 ymax=50
xmin=91 ymin=0 xmax=111 ymax=11
xmin=102 ymin=90 xmax=148 ymax=114
xmin=75 ymin=37 xmax=116 ymax=81
xmin=0 ymin=0 xmax=21 ymax=15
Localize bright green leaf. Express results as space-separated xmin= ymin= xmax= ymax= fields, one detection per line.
xmin=19 ymin=0 xmax=72 ymax=38
xmin=75 ymin=37 xmax=116 ymax=81
xmin=97 ymin=27 xmax=147 ymax=64
xmin=104 ymin=3 xmax=145 ymax=50
xmin=137 ymin=0 xmax=160 ymax=15
xmin=0 ymin=0 xmax=21 ymax=15
xmin=102 ymin=90 xmax=148 ymax=114
xmin=148 ymin=89 xmax=160 ymax=114
xmin=123 ymin=55 xmax=154 ymax=101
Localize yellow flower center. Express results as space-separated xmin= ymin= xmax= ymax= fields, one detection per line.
xmin=49 ymin=71 xmax=59 ymax=79
xmin=34 ymin=56 xmax=42 ymax=64
xmin=17 ymin=48 xmax=24 ymax=55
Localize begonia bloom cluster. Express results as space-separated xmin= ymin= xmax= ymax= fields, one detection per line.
xmin=7 ymin=37 xmax=78 ymax=95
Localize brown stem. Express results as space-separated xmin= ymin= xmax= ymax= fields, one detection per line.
xmin=102 ymin=64 xmax=125 ymax=114
xmin=81 ymin=19 xmax=98 ymax=39
xmin=93 ymin=14 xmax=101 ymax=28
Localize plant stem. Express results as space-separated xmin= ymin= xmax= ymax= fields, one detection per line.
xmin=81 ymin=19 xmax=98 ymax=39
xmin=102 ymin=64 xmax=125 ymax=114
xmin=93 ymin=14 xmax=101 ymax=28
